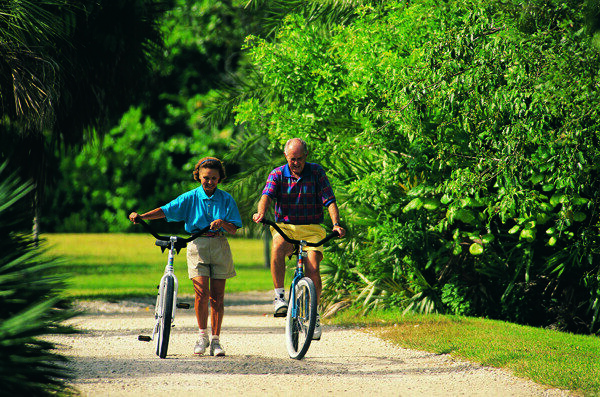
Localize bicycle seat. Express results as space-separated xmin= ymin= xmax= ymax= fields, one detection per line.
xmin=155 ymin=239 xmax=188 ymax=253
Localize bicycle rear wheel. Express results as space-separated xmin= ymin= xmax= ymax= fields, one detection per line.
xmin=285 ymin=277 xmax=317 ymax=360
xmin=156 ymin=275 xmax=174 ymax=359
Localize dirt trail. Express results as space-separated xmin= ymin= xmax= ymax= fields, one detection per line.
xmin=48 ymin=291 xmax=571 ymax=396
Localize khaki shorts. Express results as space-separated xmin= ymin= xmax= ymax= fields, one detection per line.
xmin=270 ymin=223 xmax=326 ymax=255
xmin=186 ymin=236 xmax=236 ymax=279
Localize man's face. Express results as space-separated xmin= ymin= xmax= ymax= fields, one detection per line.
xmin=285 ymin=145 xmax=307 ymax=176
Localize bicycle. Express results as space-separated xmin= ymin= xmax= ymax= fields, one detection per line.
xmin=134 ymin=217 xmax=210 ymax=359
xmin=260 ymin=219 xmax=340 ymax=360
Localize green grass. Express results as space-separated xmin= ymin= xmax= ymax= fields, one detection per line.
xmin=42 ymin=233 xmax=273 ymax=298
xmin=329 ymin=309 xmax=600 ymax=396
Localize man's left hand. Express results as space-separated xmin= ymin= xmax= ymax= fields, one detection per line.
xmin=333 ymin=225 xmax=346 ymax=238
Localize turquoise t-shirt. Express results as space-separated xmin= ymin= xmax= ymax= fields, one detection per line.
xmin=161 ymin=187 xmax=243 ymax=234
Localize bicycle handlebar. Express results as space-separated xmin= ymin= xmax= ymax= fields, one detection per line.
xmin=134 ymin=217 xmax=211 ymax=251
xmin=260 ymin=219 xmax=340 ymax=247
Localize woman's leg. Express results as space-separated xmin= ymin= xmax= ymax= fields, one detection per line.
xmin=192 ymin=276 xmax=210 ymax=329
xmin=209 ymin=278 xmax=226 ymax=335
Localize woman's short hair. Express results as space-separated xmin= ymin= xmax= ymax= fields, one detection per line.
xmin=193 ymin=157 xmax=226 ymax=182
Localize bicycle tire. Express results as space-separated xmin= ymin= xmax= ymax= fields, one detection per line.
xmin=156 ymin=275 xmax=175 ymax=359
xmin=285 ymin=277 xmax=317 ymax=360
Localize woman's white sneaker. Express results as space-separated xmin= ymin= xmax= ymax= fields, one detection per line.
xmin=210 ymin=339 xmax=225 ymax=356
xmin=194 ymin=334 xmax=210 ymax=355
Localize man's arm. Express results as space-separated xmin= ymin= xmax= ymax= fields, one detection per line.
xmin=327 ymin=202 xmax=346 ymax=237
xmin=252 ymin=195 xmax=272 ymax=223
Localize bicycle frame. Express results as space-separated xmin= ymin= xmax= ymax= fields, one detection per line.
xmin=135 ymin=218 xmax=210 ymax=357
xmin=152 ymin=236 xmax=181 ymax=341
xmin=261 ymin=219 xmax=340 ymax=359
xmin=288 ymin=240 xmax=309 ymax=321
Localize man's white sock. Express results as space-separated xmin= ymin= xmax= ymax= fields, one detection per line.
xmin=275 ymin=288 xmax=285 ymax=299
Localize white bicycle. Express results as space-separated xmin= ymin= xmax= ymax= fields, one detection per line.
xmin=134 ymin=217 xmax=209 ymax=358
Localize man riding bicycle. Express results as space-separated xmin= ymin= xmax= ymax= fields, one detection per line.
xmin=252 ymin=138 xmax=346 ymax=341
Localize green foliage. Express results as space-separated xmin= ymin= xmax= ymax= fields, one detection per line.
xmin=0 ymin=0 xmax=171 ymax=196
xmin=235 ymin=0 xmax=600 ymax=333
xmin=0 ymin=162 xmax=77 ymax=395
xmin=42 ymin=0 xmax=256 ymax=232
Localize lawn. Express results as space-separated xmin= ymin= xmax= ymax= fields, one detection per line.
xmin=42 ymin=233 xmax=275 ymax=298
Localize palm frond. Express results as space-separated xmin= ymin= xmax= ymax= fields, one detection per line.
xmin=0 ymin=161 xmax=78 ymax=395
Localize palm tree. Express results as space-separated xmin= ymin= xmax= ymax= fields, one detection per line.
xmin=0 ymin=0 xmax=170 ymax=237
xmin=0 ymin=161 xmax=78 ymax=395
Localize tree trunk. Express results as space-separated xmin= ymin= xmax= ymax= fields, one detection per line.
xmin=33 ymin=185 xmax=40 ymax=247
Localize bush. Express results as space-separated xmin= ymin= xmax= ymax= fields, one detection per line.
xmin=235 ymin=0 xmax=600 ymax=333
xmin=0 ymin=162 xmax=78 ymax=395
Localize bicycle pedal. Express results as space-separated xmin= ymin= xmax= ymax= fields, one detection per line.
xmin=176 ymin=302 xmax=190 ymax=309
xmin=138 ymin=335 xmax=151 ymax=342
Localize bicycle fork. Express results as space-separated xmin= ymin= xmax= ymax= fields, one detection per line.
xmin=288 ymin=243 xmax=308 ymax=319
xmin=139 ymin=238 xmax=181 ymax=342
xmin=152 ymin=241 xmax=180 ymax=338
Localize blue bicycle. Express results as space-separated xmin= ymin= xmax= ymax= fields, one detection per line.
xmin=261 ymin=219 xmax=340 ymax=360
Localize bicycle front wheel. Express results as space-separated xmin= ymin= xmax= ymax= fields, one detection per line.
xmin=285 ymin=277 xmax=317 ymax=360
xmin=156 ymin=275 xmax=174 ymax=359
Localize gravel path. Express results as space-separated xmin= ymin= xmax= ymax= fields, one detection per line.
xmin=49 ymin=291 xmax=571 ymax=396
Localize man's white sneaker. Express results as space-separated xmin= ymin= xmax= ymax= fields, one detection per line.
xmin=194 ymin=334 xmax=210 ymax=355
xmin=273 ymin=296 xmax=288 ymax=317
xmin=210 ymin=339 xmax=225 ymax=356
xmin=312 ymin=314 xmax=322 ymax=340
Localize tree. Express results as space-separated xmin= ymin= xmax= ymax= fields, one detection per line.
xmin=42 ymin=0 xmax=266 ymax=232
xmin=0 ymin=0 xmax=171 ymax=236
xmin=234 ymin=0 xmax=600 ymax=333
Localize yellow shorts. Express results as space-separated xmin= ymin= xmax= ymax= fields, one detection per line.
xmin=270 ymin=223 xmax=326 ymax=254
xmin=186 ymin=236 xmax=236 ymax=279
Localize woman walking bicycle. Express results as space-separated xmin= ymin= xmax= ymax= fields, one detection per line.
xmin=129 ymin=156 xmax=242 ymax=356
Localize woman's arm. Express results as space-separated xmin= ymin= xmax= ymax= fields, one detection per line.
xmin=128 ymin=208 xmax=166 ymax=223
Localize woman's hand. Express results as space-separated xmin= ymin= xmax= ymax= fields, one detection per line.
xmin=210 ymin=219 xmax=224 ymax=230
xmin=211 ymin=219 xmax=238 ymax=235
xmin=129 ymin=212 xmax=141 ymax=223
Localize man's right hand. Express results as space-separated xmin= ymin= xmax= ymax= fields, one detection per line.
xmin=252 ymin=213 xmax=264 ymax=223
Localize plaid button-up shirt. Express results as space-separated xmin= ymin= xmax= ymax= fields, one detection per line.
xmin=262 ymin=162 xmax=336 ymax=224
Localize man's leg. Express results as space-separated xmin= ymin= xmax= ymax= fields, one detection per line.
xmin=271 ymin=234 xmax=293 ymax=289
xmin=304 ymin=250 xmax=324 ymax=303
xmin=304 ymin=250 xmax=324 ymax=340
xmin=271 ymin=234 xmax=293 ymax=316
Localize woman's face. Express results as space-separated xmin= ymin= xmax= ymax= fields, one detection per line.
xmin=199 ymin=167 xmax=220 ymax=195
